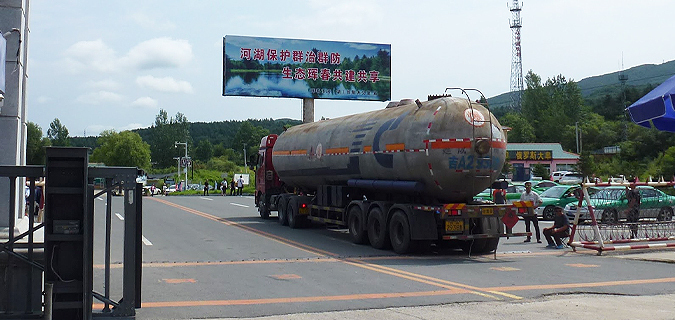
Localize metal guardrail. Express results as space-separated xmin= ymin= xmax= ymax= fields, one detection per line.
xmin=0 ymin=164 xmax=142 ymax=319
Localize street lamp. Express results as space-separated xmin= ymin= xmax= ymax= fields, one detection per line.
xmin=175 ymin=141 xmax=188 ymax=190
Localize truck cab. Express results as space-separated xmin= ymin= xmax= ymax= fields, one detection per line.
xmin=255 ymin=134 xmax=283 ymax=218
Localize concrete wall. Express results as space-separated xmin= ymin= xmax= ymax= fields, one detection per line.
xmin=0 ymin=0 xmax=29 ymax=228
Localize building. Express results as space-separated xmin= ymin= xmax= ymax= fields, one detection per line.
xmin=506 ymin=143 xmax=579 ymax=181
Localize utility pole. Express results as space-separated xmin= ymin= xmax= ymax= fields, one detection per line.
xmin=175 ymin=142 xmax=188 ymax=190
xmin=243 ymin=143 xmax=247 ymax=173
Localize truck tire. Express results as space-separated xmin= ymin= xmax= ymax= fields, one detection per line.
xmin=389 ymin=210 xmax=413 ymax=254
xmin=278 ymin=196 xmax=288 ymax=226
xmin=287 ymin=198 xmax=304 ymax=229
xmin=367 ymin=207 xmax=390 ymax=249
xmin=258 ymin=193 xmax=270 ymax=219
xmin=348 ymin=206 xmax=368 ymax=244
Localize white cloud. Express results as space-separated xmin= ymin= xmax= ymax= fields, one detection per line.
xmin=63 ymin=37 xmax=192 ymax=73
xmin=64 ymin=39 xmax=118 ymax=73
xmin=127 ymin=12 xmax=176 ymax=31
xmin=136 ymin=75 xmax=194 ymax=93
xmin=131 ymin=96 xmax=159 ymax=109
xmin=76 ymin=90 xmax=124 ymax=105
xmin=118 ymin=123 xmax=147 ymax=131
xmin=85 ymin=124 xmax=115 ymax=136
xmin=123 ymin=38 xmax=193 ymax=70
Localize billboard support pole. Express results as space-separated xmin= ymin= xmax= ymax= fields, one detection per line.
xmin=302 ymin=98 xmax=314 ymax=123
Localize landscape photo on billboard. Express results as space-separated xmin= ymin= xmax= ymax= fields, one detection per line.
xmin=223 ymin=35 xmax=391 ymax=101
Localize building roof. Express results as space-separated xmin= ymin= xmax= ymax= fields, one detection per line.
xmin=507 ymin=143 xmax=579 ymax=160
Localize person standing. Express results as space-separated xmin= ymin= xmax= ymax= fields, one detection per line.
xmin=543 ymin=206 xmax=570 ymax=249
xmin=520 ymin=181 xmax=543 ymax=243
xmin=203 ymin=180 xmax=209 ymax=196
xmin=221 ymin=180 xmax=226 ymax=196
xmin=237 ymin=175 xmax=244 ymax=196
xmin=230 ymin=177 xmax=236 ymax=196
xmin=625 ymin=183 xmax=641 ymax=239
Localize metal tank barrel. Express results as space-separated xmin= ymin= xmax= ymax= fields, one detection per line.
xmin=271 ymin=96 xmax=506 ymax=203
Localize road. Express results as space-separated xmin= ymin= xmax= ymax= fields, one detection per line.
xmin=90 ymin=194 xmax=675 ymax=319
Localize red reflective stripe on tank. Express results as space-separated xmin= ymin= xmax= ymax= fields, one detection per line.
xmin=427 ymin=140 xmax=471 ymax=149
xmin=272 ymin=150 xmax=291 ymax=156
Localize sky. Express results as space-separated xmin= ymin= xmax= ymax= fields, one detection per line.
xmin=24 ymin=0 xmax=675 ymax=137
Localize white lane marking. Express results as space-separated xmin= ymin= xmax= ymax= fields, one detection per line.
xmin=142 ymin=236 xmax=153 ymax=246
xmin=230 ymin=203 xmax=249 ymax=208
xmin=115 ymin=213 xmax=125 ymax=221
xmin=200 ymin=197 xmax=213 ymax=201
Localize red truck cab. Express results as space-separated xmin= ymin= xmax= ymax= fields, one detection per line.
xmin=255 ymin=134 xmax=283 ymax=218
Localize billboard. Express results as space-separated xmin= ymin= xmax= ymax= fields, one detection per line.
xmin=223 ymin=35 xmax=391 ymax=101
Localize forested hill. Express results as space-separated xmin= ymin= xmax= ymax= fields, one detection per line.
xmin=487 ymin=59 xmax=675 ymax=110
xmin=71 ymin=118 xmax=302 ymax=150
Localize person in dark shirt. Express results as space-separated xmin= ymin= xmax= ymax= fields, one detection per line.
xmin=625 ymin=184 xmax=641 ymax=238
xmin=543 ymin=206 xmax=570 ymax=249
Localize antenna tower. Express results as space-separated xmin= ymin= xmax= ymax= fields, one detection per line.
xmin=509 ymin=0 xmax=524 ymax=111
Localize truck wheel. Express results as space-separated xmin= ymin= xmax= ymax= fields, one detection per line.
xmin=389 ymin=211 xmax=412 ymax=254
xmin=258 ymin=193 xmax=270 ymax=219
xmin=278 ymin=196 xmax=288 ymax=226
xmin=348 ymin=206 xmax=368 ymax=244
xmin=287 ymin=198 xmax=303 ymax=229
xmin=367 ymin=207 xmax=390 ymax=249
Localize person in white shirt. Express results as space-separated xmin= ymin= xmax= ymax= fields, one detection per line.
xmin=237 ymin=176 xmax=244 ymax=196
xmin=520 ymin=181 xmax=543 ymax=243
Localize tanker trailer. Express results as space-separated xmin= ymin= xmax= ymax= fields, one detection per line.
xmin=254 ymin=92 xmax=523 ymax=254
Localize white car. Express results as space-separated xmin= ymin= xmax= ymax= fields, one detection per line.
xmin=551 ymin=171 xmax=572 ymax=182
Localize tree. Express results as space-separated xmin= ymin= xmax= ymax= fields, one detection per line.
xmin=194 ymin=139 xmax=213 ymax=162
xmin=26 ymin=121 xmax=51 ymax=165
xmin=232 ymin=121 xmax=269 ymax=163
xmin=149 ymin=109 xmax=191 ymax=168
xmin=500 ymin=113 xmax=535 ymax=143
xmin=47 ymin=118 xmax=70 ymax=146
xmin=91 ymin=130 xmax=151 ymax=168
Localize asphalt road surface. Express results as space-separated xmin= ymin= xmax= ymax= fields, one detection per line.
xmin=90 ymin=194 xmax=675 ymax=319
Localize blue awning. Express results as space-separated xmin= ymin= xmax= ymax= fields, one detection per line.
xmin=626 ymin=75 xmax=675 ymax=132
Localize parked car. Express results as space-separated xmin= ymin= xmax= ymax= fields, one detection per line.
xmin=534 ymin=185 xmax=595 ymax=220
xmin=474 ymin=183 xmax=527 ymax=204
xmin=565 ymin=186 xmax=675 ymax=223
xmin=558 ymin=172 xmax=584 ymax=185
xmin=551 ymin=171 xmax=573 ymax=182
xmin=164 ymin=184 xmax=177 ymax=195
xmin=525 ymin=180 xmax=560 ymax=193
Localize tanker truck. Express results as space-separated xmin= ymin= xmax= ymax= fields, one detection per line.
xmin=254 ymin=90 xmax=522 ymax=254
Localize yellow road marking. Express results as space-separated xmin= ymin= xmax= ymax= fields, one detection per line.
xmin=269 ymin=274 xmax=302 ymax=280
xmin=162 ymin=279 xmax=196 ymax=284
xmin=94 ymin=290 xmax=459 ymax=309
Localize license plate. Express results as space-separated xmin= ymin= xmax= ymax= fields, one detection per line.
xmin=481 ymin=207 xmax=494 ymax=215
xmin=445 ymin=220 xmax=464 ymax=232
xmin=299 ymin=207 xmax=309 ymax=215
